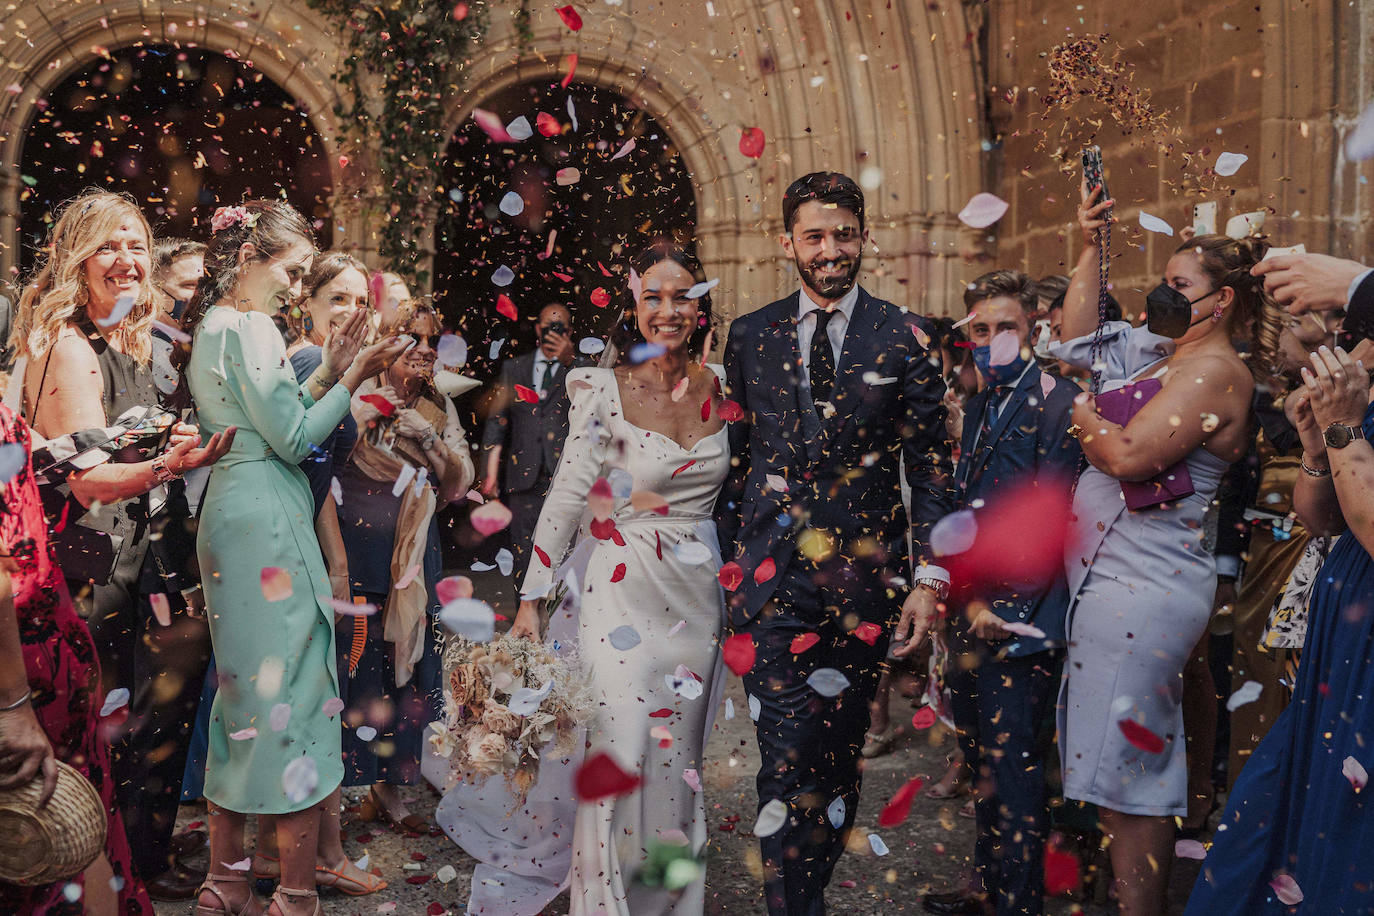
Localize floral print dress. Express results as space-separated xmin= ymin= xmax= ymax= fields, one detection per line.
xmin=0 ymin=405 xmax=152 ymax=915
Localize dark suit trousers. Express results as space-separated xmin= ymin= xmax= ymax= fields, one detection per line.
xmin=80 ymin=560 xmax=211 ymax=881
xmin=741 ymin=553 xmax=892 ymax=916
xmin=506 ymin=472 xmax=553 ymax=584
xmin=948 ymin=637 xmax=1061 ymax=916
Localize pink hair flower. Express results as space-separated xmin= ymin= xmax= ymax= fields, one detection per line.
xmin=210 ymin=206 xmax=255 ymax=233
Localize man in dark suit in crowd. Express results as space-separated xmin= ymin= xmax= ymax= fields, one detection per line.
xmin=921 ymin=271 xmax=1081 ymax=916
xmin=1252 ymin=251 xmax=1374 ymax=343
xmin=717 ymin=171 xmax=954 ymax=916
xmin=481 ymin=303 xmax=578 ymax=580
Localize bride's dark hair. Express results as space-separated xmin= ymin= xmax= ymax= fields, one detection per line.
xmin=607 ymin=241 xmax=716 ymax=363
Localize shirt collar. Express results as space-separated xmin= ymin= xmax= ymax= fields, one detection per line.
xmin=797 ymin=284 xmax=860 ymax=323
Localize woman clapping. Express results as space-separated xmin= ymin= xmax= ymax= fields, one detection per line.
xmin=180 ymin=200 xmax=405 ymax=916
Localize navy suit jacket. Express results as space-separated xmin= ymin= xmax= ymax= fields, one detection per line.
xmin=715 ymin=287 xmax=954 ymax=627
xmin=481 ymin=351 xmax=580 ymax=494
xmin=951 ymin=364 xmax=1080 ymax=657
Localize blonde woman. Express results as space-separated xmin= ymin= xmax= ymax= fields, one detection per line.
xmin=9 ymin=190 xmax=232 ymax=899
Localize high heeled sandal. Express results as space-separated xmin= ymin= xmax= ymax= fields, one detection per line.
xmin=315 ymin=858 xmax=388 ymax=896
xmin=268 ymin=885 xmax=322 ymax=916
xmin=357 ymin=787 xmax=431 ymax=833
xmin=195 ymin=872 xmax=264 ymax=916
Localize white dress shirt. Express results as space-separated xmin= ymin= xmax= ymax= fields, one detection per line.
xmin=796 ymin=284 xmax=860 ymax=385
xmin=532 ymin=352 xmax=558 ymax=392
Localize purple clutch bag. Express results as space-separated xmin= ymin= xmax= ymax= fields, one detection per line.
xmin=1094 ymin=378 xmax=1195 ymax=510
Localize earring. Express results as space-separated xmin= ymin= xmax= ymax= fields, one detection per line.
xmin=1213 ymin=301 xmax=1224 ymax=320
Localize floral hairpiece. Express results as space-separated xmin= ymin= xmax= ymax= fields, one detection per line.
xmin=210 ymin=206 xmax=259 ymax=234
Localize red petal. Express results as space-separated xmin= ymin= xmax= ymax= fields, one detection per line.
xmin=575 ymin=751 xmax=641 ymax=801
xmin=610 ymin=528 xmax=625 ymax=547
xmin=561 ymin=53 xmax=578 ymax=88
xmin=451 ymin=2 xmax=469 ymax=20
xmin=854 ymin=622 xmax=882 ymax=646
xmin=1117 ymin=718 xmax=1166 ymax=754
xmin=649 ymin=708 xmax=674 ymax=718
xmin=1044 ymin=840 xmax=1082 ymax=896
xmin=535 ymin=545 xmax=551 ymax=567
xmin=716 ymin=399 xmax=744 ymax=422
xmin=496 ymin=294 xmax=518 ymax=320
xmin=655 ymin=531 xmax=663 ymax=560
xmin=405 ymin=874 xmax=432 ymax=885
xmin=753 ymin=557 xmax=776 ymax=585
xmin=878 ymin=775 xmax=925 ymax=827
xmin=552 ymin=271 xmax=573 ymax=282
xmin=427 ymin=904 xmax=446 ymax=916
xmin=739 ymin=127 xmax=766 ymax=158
xmin=514 ymin=384 xmax=540 ymax=404
xmin=790 ymin=632 xmax=820 ymax=654
xmin=359 ymin=393 xmax=396 ymax=417
xmin=717 ymin=561 xmax=744 ymax=591
xmin=610 ymin=563 xmax=627 ymax=583
xmin=672 ymin=460 xmax=695 ymax=478
xmin=555 ymin=4 xmax=583 ymax=30
xmin=911 ymin=707 xmax=937 ymax=729
xmin=722 ymin=633 xmax=756 ymax=676
xmin=536 ymin=111 xmax=561 ymax=137
xmin=589 ymin=517 xmax=618 ymax=540
xmin=700 ymin=397 xmax=711 ymax=422
xmin=410 ymin=852 xmax=428 ymax=862
xmin=590 ymin=287 xmax=610 ymax=308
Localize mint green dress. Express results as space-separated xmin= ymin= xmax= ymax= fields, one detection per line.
xmin=188 ymin=307 xmax=352 ymax=814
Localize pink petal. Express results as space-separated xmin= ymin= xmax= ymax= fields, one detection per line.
xmin=1001 ymin=621 xmax=1046 ymax=639
xmin=470 ymin=500 xmax=513 ymax=536
xmin=1343 ymin=755 xmax=1368 ymax=792
xmin=321 ymin=697 xmax=345 ymax=718
xmin=472 ymin=108 xmax=515 ymax=142
xmin=988 ymin=329 xmax=1021 ymax=367
xmin=1269 ymin=874 xmax=1303 ymax=905
xmin=435 ymin=575 xmax=475 ymax=604
xmin=588 ymin=477 xmax=614 ymax=519
xmin=1174 ymin=839 xmax=1207 ymax=860
xmin=260 ymin=567 xmax=293 ymax=602
xmin=957 ymin=192 xmax=1009 ymax=229
xmin=1040 ymin=373 xmax=1056 ymax=398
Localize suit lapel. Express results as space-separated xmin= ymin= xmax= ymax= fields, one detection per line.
xmin=819 ymin=288 xmax=888 ymax=451
xmin=969 ymin=366 xmax=1039 ymax=484
xmin=754 ymin=294 xmax=806 ymax=466
xmin=956 ymin=388 xmax=990 ymax=492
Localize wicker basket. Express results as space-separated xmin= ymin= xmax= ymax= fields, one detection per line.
xmin=0 ymin=759 xmax=107 ymax=886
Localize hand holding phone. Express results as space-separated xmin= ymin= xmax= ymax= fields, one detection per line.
xmin=1081 ymin=146 xmax=1111 ymax=217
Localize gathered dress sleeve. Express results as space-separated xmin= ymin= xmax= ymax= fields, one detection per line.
xmin=223 ymin=311 xmax=352 ymax=464
xmin=518 ymin=367 xmax=611 ymax=599
xmin=1048 ymin=319 xmax=1175 ymax=383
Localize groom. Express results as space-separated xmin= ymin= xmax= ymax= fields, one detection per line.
xmin=717 ymin=171 xmax=954 ymax=915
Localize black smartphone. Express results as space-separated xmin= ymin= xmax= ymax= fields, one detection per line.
xmin=1081 ymin=145 xmax=1111 ymax=214
xmin=542 ymin=321 xmax=567 ymax=341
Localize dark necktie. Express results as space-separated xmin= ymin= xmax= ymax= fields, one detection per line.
xmin=539 ymin=359 xmax=556 ymax=395
xmin=809 ymin=309 xmax=838 ymax=404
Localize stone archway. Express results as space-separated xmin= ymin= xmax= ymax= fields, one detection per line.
xmin=0 ymin=1 xmax=362 ymax=282
xmin=438 ymin=0 xmax=987 ymax=320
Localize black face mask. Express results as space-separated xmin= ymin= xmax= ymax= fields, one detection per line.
xmin=1144 ymin=284 xmax=1218 ymax=339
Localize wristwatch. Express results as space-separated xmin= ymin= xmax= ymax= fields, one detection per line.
xmin=914 ymin=577 xmax=949 ymax=602
xmin=1323 ymin=422 xmax=1367 ymax=450
xmin=151 ymin=455 xmax=181 ymax=483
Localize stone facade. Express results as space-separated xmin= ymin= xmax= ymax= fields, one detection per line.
xmin=0 ymin=0 xmax=1368 ymax=321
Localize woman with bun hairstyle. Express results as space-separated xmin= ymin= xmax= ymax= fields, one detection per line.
xmin=1050 ymin=181 xmax=1282 ymax=916
xmin=179 ymin=200 xmax=406 ymax=916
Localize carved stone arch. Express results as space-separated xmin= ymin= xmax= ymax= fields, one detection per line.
xmin=0 ymin=1 xmax=363 ymax=279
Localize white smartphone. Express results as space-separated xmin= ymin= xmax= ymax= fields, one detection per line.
xmin=1192 ymin=202 xmax=1218 ymax=236
xmin=1262 ymin=243 xmax=1307 ymax=261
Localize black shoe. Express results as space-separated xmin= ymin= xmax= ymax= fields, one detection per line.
xmin=921 ymin=890 xmax=993 ymax=915
xmin=170 ymin=828 xmax=207 ymax=860
xmin=144 ymin=862 xmax=208 ymax=902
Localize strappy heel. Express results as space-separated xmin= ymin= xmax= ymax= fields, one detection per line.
xmin=195 ymin=872 xmax=264 ymax=916
xmin=267 ymin=885 xmax=323 ymax=916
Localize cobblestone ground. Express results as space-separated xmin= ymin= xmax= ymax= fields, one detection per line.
xmin=157 ymin=573 xmax=1207 ymax=915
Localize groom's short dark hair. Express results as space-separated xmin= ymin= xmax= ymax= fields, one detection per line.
xmin=782 ymin=172 xmax=865 ymax=234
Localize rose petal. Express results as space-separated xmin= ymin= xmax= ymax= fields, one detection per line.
xmin=472 ymin=108 xmax=515 ymax=142
xmin=229 ymin=727 xmax=258 ymax=741
xmin=269 ymin=703 xmax=291 ymax=732
xmin=1214 ymin=152 xmax=1248 ymax=177
xmin=322 ymin=697 xmax=345 ymax=717
xmin=868 ymin=834 xmax=890 ymax=856
xmin=575 ymin=751 xmax=640 ymax=801
xmin=853 ymin=622 xmax=883 ymax=646
xmin=930 ymin=510 xmax=978 ymax=557
xmin=1226 ymin=680 xmax=1264 ymax=711
xmin=826 ymin=796 xmax=846 ymax=829
xmin=435 ymin=575 xmax=474 ymax=604
xmin=988 ymin=329 xmax=1021 ymax=367
xmin=1174 ymin=839 xmax=1207 ymax=860
xmin=753 ymin=799 xmax=789 ymax=837
xmin=1269 ymin=874 xmax=1303 ymax=905
xmin=1118 ymin=717 xmax=1167 ymax=754
xmin=722 ymin=633 xmax=756 ymax=676
xmin=492 ymin=266 xmax=516 ymax=287
xmin=610 ymin=139 xmax=635 ymax=161
xmin=1342 ymin=755 xmax=1368 ymax=792
xmin=957 ymin=192 xmax=1009 ymax=229
xmin=878 ymin=776 xmax=925 ymax=827
xmin=1000 ymin=621 xmax=1047 ymax=639
xmin=911 ymin=706 xmax=938 ymax=729
xmin=682 ymin=768 xmax=702 ymax=792
xmin=807 ymin=668 xmax=850 ymax=697
xmin=495 ymin=293 xmax=517 ymax=319
xmin=739 ymin=127 xmax=766 ymax=159
xmin=470 ymin=501 xmax=513 ymax=536
xmin=504 ymin=116 xmax=533 ymax=141
xmin=609 ymin=625 xmax=642 ymax=650
xmin=790 ymin=632 xmax=820 ymax=654
xmin=673 ymin=541 xmax=713 ymax=565
xmin=282 ymin=755 xmax=319 ymax=804
xmin=753 ymin=557 xmax=777 ymax=584
xmin=717 ymin=561 xmax=744 ymax=591
xmin=1138 ymin=211 xmax=1175 ymax=236
xmin=260 ymin=567 xmax=293 ymax=602
xmin=439 ymin=598 xmax=496 ymax=642
xmin=536 ymin=111 xmax=561 ymax=137
xmin=555 ymin=5 xmax=583 ymax=30
xmin=499 ymin=191 xmax=525 ymax=216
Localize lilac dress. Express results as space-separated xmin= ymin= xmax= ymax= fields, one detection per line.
xmin=1050 ymin=322 xmax=1229 ymax=816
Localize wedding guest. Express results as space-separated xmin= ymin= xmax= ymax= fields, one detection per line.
xmin=341 ymin=299 xmax=474 ymax=832
xmin=719 ymin=171 xmax=954 ymax=915
xmin=1186 ymin=343 xmax=1374 ymax=913
xmin=922 ymin=270 xmax=1081 ymax=916
xmin=180 ymin=200 xmax=404 ymax=916
xmin=1051 ymin=181 xmax=1281 ymax=915
xmin=481 ymin=303 xmax=579 ymax=582
xmin=149 ymin=238 xmax=206 ymax=397
xmin=1042 ymin=289 xmax=1121 ymax=384
xmin=0 ymin=403 xmax=152 ymax=915
xmin=8 ymin=191 xmax=230 ymax=899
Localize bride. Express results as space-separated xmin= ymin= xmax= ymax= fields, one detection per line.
xmin=432 ymin=242 xmax=729 ymax=915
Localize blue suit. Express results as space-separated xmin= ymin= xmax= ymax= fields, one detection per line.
xmin=715 ymin=287 xmax=953 ymax=915
xmin=946 ymin=363 xmax=1080 ymax=916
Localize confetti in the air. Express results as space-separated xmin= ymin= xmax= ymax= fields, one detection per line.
xmin=957 ymin=192 xmax=1009 ymax=229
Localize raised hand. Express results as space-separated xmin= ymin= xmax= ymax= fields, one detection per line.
xmin=1303 ymin=345 xmax=1371 ymax=431
xmin=1077 ymin=180 xmax=1114 ymax=248
xmin=1252 ymin=253 xmax=1368 ymax=316
xmin=165 ymin=426 xmax=237 ymax=472
xmin=322 ymin=308 xmax=371 ymax=381
xmin=343 ymin=336 xmax=411 ymax=391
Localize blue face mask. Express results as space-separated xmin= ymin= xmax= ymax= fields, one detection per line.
xmin=972 ymin=342 xmax=1029 ymax=387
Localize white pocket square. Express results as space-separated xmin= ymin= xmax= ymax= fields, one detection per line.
xmin=864 ymin=373 xmax=899 ymax=386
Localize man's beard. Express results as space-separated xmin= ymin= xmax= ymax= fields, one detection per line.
xmin=795 ymin=252 xmax=862 ymax=300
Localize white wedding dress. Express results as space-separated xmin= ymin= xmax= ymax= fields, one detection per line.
xmin=428 ymin=367 xmax=728 ymax=915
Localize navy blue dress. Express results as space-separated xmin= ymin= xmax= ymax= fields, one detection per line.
xmin=1186 ymin=404 xmax=1374 ymax=914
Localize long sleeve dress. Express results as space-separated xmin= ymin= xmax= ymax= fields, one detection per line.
xmin=187 ymin=307 xmax=353 ymax=814
xmin=521 ymin=367 xmax=728 ymax=915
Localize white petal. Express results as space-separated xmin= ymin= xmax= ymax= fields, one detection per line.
xmin=1225 ymin=680 xmax=1264 ymax=711
xmin=439 ymin=598 xmax=496 ymax=642
xmin=807 ymin=668 xmax=851 ymax=697
xmin=957 ymin=192 xmax=1009 ymax=229
xmin=609 ymin=625 xmax=642 ymax=650
xmin=499 ymin=191 xmax=525 ymax=216
xmin=1138 ymin=211 xmax=1174 ymax=236
xmin=753 ymin=799 xmax=789 ymax=838
xmin=1214 ymin=152 xmax=1248 ymax=177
